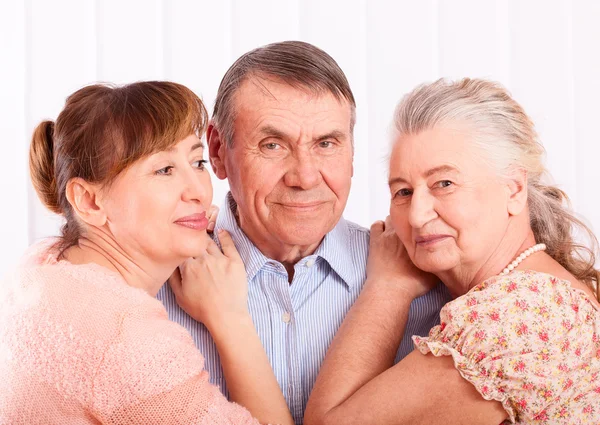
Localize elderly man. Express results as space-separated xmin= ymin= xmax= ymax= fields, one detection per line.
xmin=157 ymin=41 xmax=451 ymax=424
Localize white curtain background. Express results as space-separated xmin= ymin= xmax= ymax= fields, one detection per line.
xmin=2 ymin=0 xmax=600 ymax=275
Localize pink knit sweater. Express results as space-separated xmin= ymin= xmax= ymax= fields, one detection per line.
xmin=0 ymin=240 xmax=262 ymax=424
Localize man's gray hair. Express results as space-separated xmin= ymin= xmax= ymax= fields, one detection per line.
xmin=212 ymin=40 xmax=356 ymax=146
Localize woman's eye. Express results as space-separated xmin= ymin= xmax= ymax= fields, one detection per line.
xmin=396 ymin=188 xmax=413 ymax=197
xmin=193 ymin=160 xmax=207 ymax=170
xmin=155 ymin=166 xmax=173 ymax=175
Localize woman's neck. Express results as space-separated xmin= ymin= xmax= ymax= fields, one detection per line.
xmin=437 ymin=223 xmax=536 ymax=297
xmin=63 ymin=229 xmax=177 ymax=297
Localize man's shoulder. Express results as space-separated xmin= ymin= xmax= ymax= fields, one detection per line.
xmin=343 ymin=219 xmax=370 ymax=241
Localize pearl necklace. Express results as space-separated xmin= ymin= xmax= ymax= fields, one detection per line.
xmin=499 ymin=243 xmax=546 ymax=276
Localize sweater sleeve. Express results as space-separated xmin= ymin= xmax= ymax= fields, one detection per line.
xmin=90 ymin=302 xmax=261 ymax=425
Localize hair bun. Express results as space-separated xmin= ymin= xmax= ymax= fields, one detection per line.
xmin=29 ymin=120 xmax=62 ymax=214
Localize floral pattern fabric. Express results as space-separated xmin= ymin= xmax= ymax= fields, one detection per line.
xmin=413 ymin=270 xmax=600 ymax=424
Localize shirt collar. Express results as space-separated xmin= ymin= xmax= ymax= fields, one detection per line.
xmin=313 ymin=217 xmax=362 ymax=289
xmin=213 ymin=193 xmax=271 ymax=282
xmin=214 ymin=192 xmax=360 ymax=288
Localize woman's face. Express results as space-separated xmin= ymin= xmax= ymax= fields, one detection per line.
xmin=101 ymin=134 xmax=213 ymax=264
xmin=388 ymin=124 xmax=512 ymax=275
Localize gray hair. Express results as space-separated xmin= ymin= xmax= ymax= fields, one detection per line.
xmin=394 ymin=78 xmax=599 ymax=300
xmin=212 ymin=40 xmax=356 ymax=147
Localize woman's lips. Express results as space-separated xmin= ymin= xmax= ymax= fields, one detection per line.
xmin=174 ymin=212 xmax=208 ymax=230
xmin=415 ymin=235 xmax=451 ymax=246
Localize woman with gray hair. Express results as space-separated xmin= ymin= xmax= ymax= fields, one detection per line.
xmin=305 ymin=78 xmax=600 ymax=424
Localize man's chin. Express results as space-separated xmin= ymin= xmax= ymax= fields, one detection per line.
xmin=270 ymin=221 xmax=336 ymax=247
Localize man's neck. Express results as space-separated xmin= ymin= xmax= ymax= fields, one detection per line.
xmin=231 ymin=203 xmax=323 ymax=282
xmin=255 ymin=236 xmax=324 ymax=283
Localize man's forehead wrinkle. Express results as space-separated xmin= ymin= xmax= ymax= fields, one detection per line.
xmin=248 ymin=74 xmax=330 ymax=104
xmin=251 ymin=77 xmax=279 ymax=102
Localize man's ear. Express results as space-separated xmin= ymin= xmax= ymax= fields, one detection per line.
xmin=506 ymin=168 xmax=528 ymax=216
xmin=207 ymin=122 xmax=228 ymax=180
xmin=65 ymin=178 xmax=107 ymax=227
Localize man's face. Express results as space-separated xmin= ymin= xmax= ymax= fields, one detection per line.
xmin=220 ymin=77 xmax=354 ymax=251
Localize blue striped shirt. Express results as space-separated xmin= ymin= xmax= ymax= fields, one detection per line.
xmin=157 ymin=192 xmax=452 ymax=424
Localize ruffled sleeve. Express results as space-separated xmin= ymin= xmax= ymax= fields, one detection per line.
xmin=413 ymin=271 xmax=600 ymax=424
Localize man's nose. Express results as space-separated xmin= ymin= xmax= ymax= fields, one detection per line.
xmin=283 ymin=151 xmax=321 ymax=190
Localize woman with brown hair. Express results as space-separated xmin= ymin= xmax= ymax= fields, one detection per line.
xmin=0 ymin=81 xmax=293 ymax=425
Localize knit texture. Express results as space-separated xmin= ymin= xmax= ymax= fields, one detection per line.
xmin=0 ymin=239 xmax=262 ymax=424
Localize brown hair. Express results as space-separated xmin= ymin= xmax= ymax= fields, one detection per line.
xmin=29 ymin=81 xmax=208 ymax=255
xmin=394 ymin=78 xmax=600 ymax=300
xmin=212 ymin=40 xmax=356 ymax=146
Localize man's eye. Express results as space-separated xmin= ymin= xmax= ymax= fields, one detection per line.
xmin=192 ymin=160 xmax=207 ymax=170
xmin=264 ymin=143 xmax=281 ymax=150
xmin=319 ymin=140 xmax=333 ymax=148
xmin=155 ymin=166 xmax=173 ymax=175
xmin=437 ymin=180 xmax=453 ymax=188
xmin=396 ymin=188 xmax=413 ymax=197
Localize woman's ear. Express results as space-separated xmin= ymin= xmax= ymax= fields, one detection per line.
xmin=506 ymin=168 xmax=528 ymax=216
xmin=65 ymin=178 xmax=107 ymax=227
xmin=207 ymin=122 xmax=228 ymax=180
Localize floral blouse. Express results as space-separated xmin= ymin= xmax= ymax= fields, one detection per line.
xmin=413 ymin=270 xmax=600 ymax=424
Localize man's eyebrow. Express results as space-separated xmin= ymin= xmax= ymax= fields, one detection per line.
xmin=257 ymin=125 xmax=288 ymax=139
xmin=316 ymin=130 xmax=347 ymax=141
xmin=388 ymin=165 xmax=458 ymax=186
xmin=257 ymin=126 xmax=348 ymax=142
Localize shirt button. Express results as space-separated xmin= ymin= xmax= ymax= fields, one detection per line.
xmin=282 ymin=312 xmax=291 ymax=323
xmin=305 ymin=259 xmax=315 ymax=268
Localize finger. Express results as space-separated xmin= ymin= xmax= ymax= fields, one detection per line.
xmin=370 ymin=220 xmax=385 ymax=238
xmin=207 ymin=205 xmax=219 ymax=232
xmin=169 ymin=266 xmax=183 ymax=297
xmin=217 ymin=229 xmax=241 ymax=260
xmin=205 ymin=238 xmax=222 ymax=256
xmin=208 ymin=204 xmax=219 ymax=220
xmin=384 ymin=215 xmax=395 ymax=234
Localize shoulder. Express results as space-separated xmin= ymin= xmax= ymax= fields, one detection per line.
xmin=341 ymin=219 xmax=370 ymax=253
xmin=414 ymin=270 xmax=600 ymax=423
xmin=417 ymin=269 xmax=599 ymax=371
xmin=5 ymin=250 xmax=173 ymax=357
xmin=344 ymin=219 xmax=370 ymax=239
xmin=461 ymin=270 xmax=590 ymax=320
xmin=339 ymin=218 xmax=370 ymax=267
xmin=92 ymin=296 xmax=206 ymax=413
xmin=448 ymin=270 xmax=567 ymax=310
xmin=1 ymin=253 xmax=172 ymax=405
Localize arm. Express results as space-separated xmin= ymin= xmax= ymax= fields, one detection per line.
xmin=171 ymin=230 xmax=293 ymax=425
xmin=304 ymin=220 xmax=507 ymax=425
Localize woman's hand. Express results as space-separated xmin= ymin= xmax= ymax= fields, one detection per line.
xmin=170 ymin=230 xmax=248 ymax=333
xmin=367 ymin=216 xmax=438 ymax=300
xmin=171 ymin=230 xmax=295 ymax=425
xmin=206 ymin=204 xmax=219 ymax=232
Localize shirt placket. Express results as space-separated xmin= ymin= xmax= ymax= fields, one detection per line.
xmin=288 ymin=257 xmax=318 ymax=421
